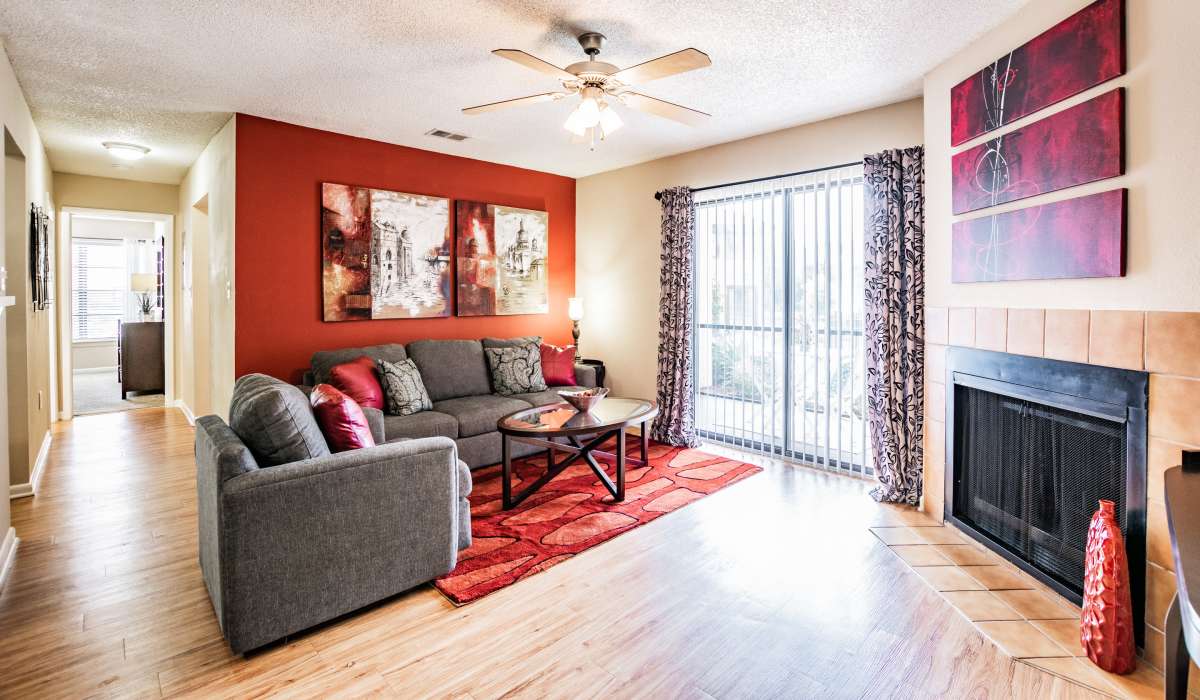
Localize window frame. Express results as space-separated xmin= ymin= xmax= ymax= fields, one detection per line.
xmin=71 ymin=236 xmax=127 ymax=343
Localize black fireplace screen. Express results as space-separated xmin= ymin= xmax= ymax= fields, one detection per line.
xmin=954 ymin=385 xmax=1127 ymax=597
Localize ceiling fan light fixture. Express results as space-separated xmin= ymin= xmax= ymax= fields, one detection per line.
xmin=563 ymin=108 xmax=590 ymax=136
xmin=598 ymin=104 xmax=623 ymax=135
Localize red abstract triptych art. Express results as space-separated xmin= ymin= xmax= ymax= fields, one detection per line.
xmin=952 ymin=89 xmax=1123 ymax=216
xmin=952 ymin=189 xmax=1124 ymax=283
xmin=949 ymin=0 xmax=1126 ymax=284
xmin=950 ymin=0 xmax=1124 ymax=147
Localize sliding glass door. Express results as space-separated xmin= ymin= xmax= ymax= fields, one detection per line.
xmin=694 ymin=163 xmax=870 ymax=475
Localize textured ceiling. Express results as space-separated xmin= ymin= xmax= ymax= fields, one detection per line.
xmin=0 ymin=0 xmax=1028 ymax=184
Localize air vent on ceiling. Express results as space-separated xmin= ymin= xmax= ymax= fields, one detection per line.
xmin=425 ymin=129 xmax=469 ymax=141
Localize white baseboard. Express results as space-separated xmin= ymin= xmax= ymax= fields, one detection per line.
xmin=74 ymin=366 xmax=117 ymax=375
xmin=175 ymin=400 xmax=196 ymax=426
xmin=10 ymin=432 xmax=52 ymax=499
xmin=0 ymin=527 xmax=17 ymax=592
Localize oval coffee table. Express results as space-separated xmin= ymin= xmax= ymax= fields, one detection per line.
xmin=496 ymin=398 xmax=658 ymax=510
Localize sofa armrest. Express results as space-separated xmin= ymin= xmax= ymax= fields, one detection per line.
xmin=218 ymin=437 xmax=461 ymax=653
xmin=574 ymin=363 xmax=598 ymax=388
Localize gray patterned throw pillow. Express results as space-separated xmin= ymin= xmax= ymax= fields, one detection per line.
xmin=485 ymin=343 xmax=547 ymax=395
xmin=377 ymin=358 xmax=432 ymax=416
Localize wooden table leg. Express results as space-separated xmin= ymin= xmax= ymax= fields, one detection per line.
xmin=641 ymin=421 xmax=650 ymax=463
xmin=1167 ymin=593 xmax=1190 ymax=700
xmin=615 ymin=428 xmax=626 ymax=501
xmin=502 ymin=433 xmax=512 ymax=510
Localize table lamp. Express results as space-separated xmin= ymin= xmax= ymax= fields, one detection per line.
xmin=131 ymin=273 xmax=157 ymax=320
xmin=568 ymin=297 xmax=584 ymax=359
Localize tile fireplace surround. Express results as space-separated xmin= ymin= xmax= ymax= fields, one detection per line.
xmin=923 ymin=307 xmax=1200 ymax=674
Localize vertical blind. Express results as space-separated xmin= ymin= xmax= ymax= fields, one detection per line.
xmin=72 ymin=237 xmax=126 ymax=341
xmin=693 ymin=163 xmax=871 ymax=475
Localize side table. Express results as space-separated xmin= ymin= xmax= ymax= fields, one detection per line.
xmin=578 ymin=358 xmax=605 ymax=388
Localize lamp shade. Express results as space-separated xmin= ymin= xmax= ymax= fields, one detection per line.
xmin=567 ymin=297 xmax=584 ymax=321
xmin=130 ymin=273 xmax=157 ymax=293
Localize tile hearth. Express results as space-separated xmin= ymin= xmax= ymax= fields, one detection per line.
xmin=870 ymin=522 xmax=1169 ymax=699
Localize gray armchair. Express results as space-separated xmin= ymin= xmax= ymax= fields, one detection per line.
xmin=195 ymin=412 xmax=471 ymax=654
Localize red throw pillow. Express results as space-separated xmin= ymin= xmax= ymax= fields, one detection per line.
xmin=310 ymin=384 xmax=376 ymax=452
xmin=541 ymin=343 xmax=578 ymax=386
xmin=328 ymin=356 xmax=384 ymax=410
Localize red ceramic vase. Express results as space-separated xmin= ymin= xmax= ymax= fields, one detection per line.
xmin=1080 ymin=499 xmax=1136 ymax=674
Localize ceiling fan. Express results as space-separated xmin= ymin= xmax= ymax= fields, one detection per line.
xmin=462 ymin=32 xmax=711 ymax=148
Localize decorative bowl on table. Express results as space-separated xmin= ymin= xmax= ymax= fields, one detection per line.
xmin=558 ymin=387 xmax=609 ymax=413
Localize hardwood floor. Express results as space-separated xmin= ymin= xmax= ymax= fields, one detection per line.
xmin=0 ymin=408 xmax=1102 ymax=698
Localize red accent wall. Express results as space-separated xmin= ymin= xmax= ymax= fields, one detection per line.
xmin=234 ymin=114 xmax=576 ymax=383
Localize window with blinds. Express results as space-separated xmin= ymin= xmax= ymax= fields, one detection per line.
xmin=694 ymin=163 xmax=870 ymax=475
xmin=72 ymin=237 xmax=126 ymax=342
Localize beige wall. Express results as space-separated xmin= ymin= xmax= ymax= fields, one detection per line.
xmin=73 ymin=342 xmax=116 ymax=370
xmin=924 ymin=0 xmax=1200 ymax=311
xmin=54 ymin=172 xmax=178 ymax=216
xmin=0 ymin=43 xmax=54 ymax=512
xmin=921 ymin=0 xmax=1200 ymax=671
xmin=575 ymin=98 xmax=924 ymax=400
xmin=177 ymin=118 xmax=235 ymax=420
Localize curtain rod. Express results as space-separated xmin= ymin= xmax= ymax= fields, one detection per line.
xmin=653 ymin=160 xmax=862 ymax=200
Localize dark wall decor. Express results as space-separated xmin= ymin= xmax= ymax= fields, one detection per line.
xmin=951 ymin=88 xmax=1124 ymax=215
xmin=29 ymin=202 xmax=50 ymax=311
xmin=949 ymin=0 xmax=1124 ymax=147
xmin=952 ymin=189 xmax=1125 ymax=283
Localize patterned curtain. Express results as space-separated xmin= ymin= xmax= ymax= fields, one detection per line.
xmin=864 ymin=147 xmax=925 ymax=505
xmin=651 ymin=186 xmax=700 ymax=448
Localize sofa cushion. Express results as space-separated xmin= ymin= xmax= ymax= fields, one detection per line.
xmin=378 ymin=358 xmax=434 ymax=416
xmin=485 ymin=343 xmax=547 ymax=395
xmin=228 ymin=374 xmax=330 ymax=466
xmin=540 ymin=343 xmax=578 ymax=386
xmin=512 ymin=386 xmax=588 ymax=407
xmin=406 ymin=339 xmax=491 ymax=401
xmin=482 ymin=336 xmax=542 ymax=349
xmin=328 ymin=356 xmax=385 ymax=410
xmin=433 ymin=394 xmax=532 ymax=438
xmin=310 ymin=343 xmax=407 ymax=385
xmin=382 ymin=410 xmax=459 ymax=441
xmin=309 ymin=384 xmax=376 ymax=452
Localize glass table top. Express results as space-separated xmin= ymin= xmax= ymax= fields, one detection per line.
xmin=499 ymin=397 xmax=656 ymax=435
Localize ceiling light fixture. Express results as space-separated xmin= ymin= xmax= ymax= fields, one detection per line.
xmin=102 ymin=141 xmax=150 ymax=161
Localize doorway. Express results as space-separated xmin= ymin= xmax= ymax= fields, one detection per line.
xmin=59 ymin=208 xmax=174 ymax=417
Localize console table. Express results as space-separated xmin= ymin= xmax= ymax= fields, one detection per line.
xmin=118 ymin=320 xmax=164 ymax=398
xmin=1165 ymin=458 xmax=1200 ymax=699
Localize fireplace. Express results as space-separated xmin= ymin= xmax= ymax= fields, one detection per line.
xmin=944 ymin=347 xmax=1147 ymax=644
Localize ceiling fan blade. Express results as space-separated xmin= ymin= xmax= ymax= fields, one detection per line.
xmin=462 ymin=92 xmax=565 ymax=115
xmin=611 ymin=48 xmax=711 ymax=85
xmin=619 ymin=92 xmax=710 ymax=126
xmin=492 ymin=49 xmax=577 ymax=82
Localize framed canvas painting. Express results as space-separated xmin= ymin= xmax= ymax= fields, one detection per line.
xmin=322 ymin=182 xmax=451 ymax=321
xmin=949 ymin=0 xmax=1123 ymax=146
xmin=456 ymin=201 xmax=548 ymax=316
xmin=951 ymin=89 xmax=1123 ymax=215
xmin=952 ymin=189 xmax=1125 ymax=283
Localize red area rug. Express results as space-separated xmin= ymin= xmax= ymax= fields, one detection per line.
xmin=434 ymin=440 xmax=762 ymax=604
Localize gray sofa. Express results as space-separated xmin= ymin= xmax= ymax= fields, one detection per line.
xmin=302 ymin=337 xmax=599 ymax=469
xmin=195 ymin=375 xmax=472 ymax=654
